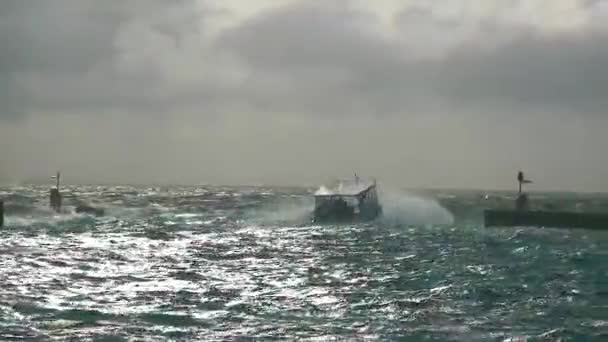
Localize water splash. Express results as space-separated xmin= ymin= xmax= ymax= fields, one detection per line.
xmin=315 ymin=186 xmax=331 ymax=196
xmin=244 ymin=196 xmax=314 ymax=225
xmin=245 ymin=186 xmax=453 ymax=227
xmin=378 ymin=189 xmax=454 ymax=226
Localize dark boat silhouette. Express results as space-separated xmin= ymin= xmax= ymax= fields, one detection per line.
xmin=312 ymin=175 xmax=382 ymax=223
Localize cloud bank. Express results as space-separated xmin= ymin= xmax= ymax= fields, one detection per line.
xmin=2 ymin=0 xmax=608 ymax=190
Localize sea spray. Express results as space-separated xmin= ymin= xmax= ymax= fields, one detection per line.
xmin=377 ymin=189 xmax=454 ymax=226
xmin=249 ymin=186 xmax=453 ymax=226
xmin=244 ymin=196 xmax=315 ymax=225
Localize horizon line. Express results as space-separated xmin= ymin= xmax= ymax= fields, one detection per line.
xmin=2 ymin=180 xmax=608 ymax=195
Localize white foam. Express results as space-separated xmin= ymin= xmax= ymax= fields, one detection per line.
xmin=378 ymin=189 xmax=454 ymax=226
xmin=314 ymin=179 xmax=375 ymax=196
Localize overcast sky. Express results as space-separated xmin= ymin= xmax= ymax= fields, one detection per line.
xmin=2 ymin=0 xmax=608 ymax=190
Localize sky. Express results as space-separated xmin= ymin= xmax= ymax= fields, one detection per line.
xmin=1 ymin=0 xmax=608 ymax=191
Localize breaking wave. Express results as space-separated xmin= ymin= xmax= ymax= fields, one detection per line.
xmin=378 ymin=189 xmax=454 ymax=226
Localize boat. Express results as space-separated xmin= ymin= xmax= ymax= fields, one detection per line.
xmin=312 ymin=175 xmax=382 ymax=223
xmin=484 ymin=171 xmax=608 ymax=230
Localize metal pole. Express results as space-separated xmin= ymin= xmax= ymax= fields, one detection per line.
xmin=519 ymin=181 xmax=522 ymax=194
xmin=50 ymin=171 xmax=62 ymax=213
xmin=517 ymin=171 xmax=524 ymax=194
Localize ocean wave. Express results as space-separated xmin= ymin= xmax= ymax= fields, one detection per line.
xmin=0 ymin=185 xmax=606 ymax=340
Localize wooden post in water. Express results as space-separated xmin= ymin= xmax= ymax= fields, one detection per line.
xmin=0 ymin=200 xmax=4 ymax=227
xmin=50 ymin=171 xmax=62 ymax=213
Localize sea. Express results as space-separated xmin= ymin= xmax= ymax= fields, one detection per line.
xmin=0 ymin=184 xmax=606 ymax=341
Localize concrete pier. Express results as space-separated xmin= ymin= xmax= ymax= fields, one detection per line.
xmin=484 ymin=209 xmax=608 ymax=230
xmin=483 ymin=170 xmax=608 ymax=230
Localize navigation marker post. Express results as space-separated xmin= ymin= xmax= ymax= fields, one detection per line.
xmin=50 ymin=171 xmax=62 ymax=213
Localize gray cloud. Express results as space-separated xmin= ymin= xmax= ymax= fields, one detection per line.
xmin=0 ymin=0 xmax=123 ymax=73
xmin=2 ymin=0 xmax=608 ymax=190
xmin=217 ymin=3 xmax=608 ymax=118
xmin=436 ymin=30 xmax=608 ymax=116
xmin=3 ymin=1 xmax=608 ymax=119
xmin=0 ymin=0 xmax=222 ymax=118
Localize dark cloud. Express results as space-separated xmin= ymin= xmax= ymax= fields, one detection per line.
xmin=216 ymin=4 xmax=424 ymax=117
xmin=0 ymin=0 xmax=217 ymax=119
xmin=219 ymin=4 xmax=390 ymax=70
xmin=217 ymin=3 xmax=608 ymax=118
xmin=2 ymin=0 xmax=608 ymax=120
xmin=3 ymin=3 xmax=120 ymax=71
xmin=2 ymin=1 xmax=608 ymax=189
xmin=0 ymin=72 xmax=26 ymax=120
xmin=436 ymin=30 xmax=608 ymax=116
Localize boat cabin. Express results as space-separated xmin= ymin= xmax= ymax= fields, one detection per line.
xmin=313 ymin=177 xmax=382 ymax=223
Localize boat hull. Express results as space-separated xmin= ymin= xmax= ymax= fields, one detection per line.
xmin=484 ymin=209 xmax=608 ymax=230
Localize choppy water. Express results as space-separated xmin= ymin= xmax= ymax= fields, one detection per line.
xmin=0 ymin=185 xmax=607 ymax=341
